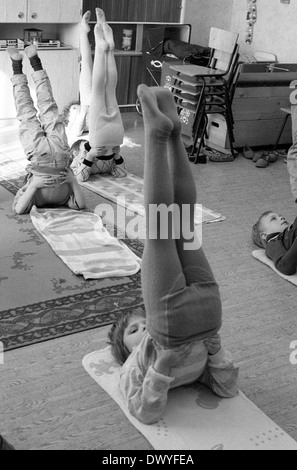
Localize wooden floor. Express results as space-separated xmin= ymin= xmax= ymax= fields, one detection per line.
xmin=1 ymin=113 xmax=297 ymax=450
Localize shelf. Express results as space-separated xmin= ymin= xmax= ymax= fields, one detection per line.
xmin=0 ymin=47 xmax=75 ymax=52
xmin=88 ymin=21 xmax=183 ymax=25
xmin=115 ymin=50 xmax=142 ymax=56
xmin=91 ymin=49 xmax=142 ymax=57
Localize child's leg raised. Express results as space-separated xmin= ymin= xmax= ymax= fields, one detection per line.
xmin=88 ymin=16 xmax=108 ymax=148
xmin=138 ymin=84 xmax=189 ymax=347
xmin=7 ymin=48 xmax=44 ymax=159
xmin=103 ymin=22 xmax=124 ymax=144
xmin=140 ymin=85 xmax=222 ymax=347
xmin=89 ymin=9 xmax=124 ymax=148
xmin=79 ymin=10 xmax=93 ymax=107
xmin=25 ymin=45 xmax=69 ymax=153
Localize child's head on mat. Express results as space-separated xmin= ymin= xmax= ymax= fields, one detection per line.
xmin=70 ymin=139 xmax=115 ymax=161
xmin=252 ymin=211 xmax=290 ymax=248
xmin=70 ymin=139 xmax=89 ymax=160
xmin=108 ymin=310 xmax=146 ymax=365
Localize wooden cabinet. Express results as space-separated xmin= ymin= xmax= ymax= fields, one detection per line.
xmin=0 ymin=0 xmax=28 ymax=23
xmin=0 ymin=1 xmax=82 ymax=120
xmin=84 ymin=0 xmax=185 ymax=108
xmin=84 ymin=0 xmax=182 ymax=23
xmin=0 ymin=50 xmax=80 ymax=119
xmin=0 ymin=0 xmax=82 ymax=23
xmin=28 ymin=0 xmax=82 ymax=23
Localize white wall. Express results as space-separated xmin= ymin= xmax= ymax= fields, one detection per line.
xmin=184 ymin=0 xmax=234 ymax=47
xmin=184 ymin=0 xmax=296 ymax=63
xmin=230 ymin=0 xmax=297 ymax=63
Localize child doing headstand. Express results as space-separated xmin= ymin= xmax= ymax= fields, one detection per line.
xmin=69 ymin=9 xmax=127 ymax=181
xmin=252 ymin=211 xmax=297 ymax=276
xmin=7 ymin=45 xmax=86 ymax=215
xmin=108 ymin=85 xmax=239 ymax=425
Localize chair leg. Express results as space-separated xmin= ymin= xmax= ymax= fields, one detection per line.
xmin=224 ymin=113 xmax=236 ymax=157
xmin=273 ymin=114 xmax=291 ymax=151
xmin=194 ymin=117 xmax=208 ymax=164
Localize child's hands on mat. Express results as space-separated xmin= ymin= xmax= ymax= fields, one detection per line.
xmin=154 ymin=343 xmax=192 ymax=377
xmin=204 ymin=334 xmax=221 ymax=356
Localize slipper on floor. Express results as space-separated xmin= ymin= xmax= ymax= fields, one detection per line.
xmin=274 ymin=149 xmax=287 ymax=157
xmin=252 ymin=152 xmax=263 ymax=163
xmin=202 ymin=146 xmax=221 ymax=158
xmin=209 ymin=153 xmax=234 ymax=162
xmin=203 ymin=146 xmax=234 ymax=162
xmin=267 ymin=152 xmax=277 ymax=163
xmin=243 ymin=146 xmax=254 ymax=159
xmin=255 ymin=154 xmax=270 ymax=168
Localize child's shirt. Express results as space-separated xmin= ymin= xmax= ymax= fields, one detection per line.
xmin=71 ymin=148 xmax=120 ymax=182
xmin=13 ymin=177 xmax=80 ymax=214
xmin=120 ymin=332 xmax=239 ymax=425
xmin=266 ymin=217 xmax=297 ymax=275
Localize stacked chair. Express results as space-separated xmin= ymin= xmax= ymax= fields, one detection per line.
xmin=169 ymin=28 xmax=240 ymax=163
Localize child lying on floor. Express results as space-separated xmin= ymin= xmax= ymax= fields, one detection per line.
xmin=252 ymin=211 xmax=297 ymax=275
xmin=65 ymin=9 xmax=127 ymax=181
xmin=108 ymin=85 xmax=239 ymax=425
xmin=7 ymin=46 xmax=86 ymax=215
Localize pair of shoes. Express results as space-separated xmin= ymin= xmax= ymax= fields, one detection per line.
xmin=243 ymin=145 xmax=254 ymax=159
xmin=110 ymin=162 xmax=128 ymax=178
xmin=255 ymin=154 xmax=270 ymax=168
xmin=253 ymin=151 xmax=277 ymax=168
xmin=202 ymin=146 xmax=234 ymax=162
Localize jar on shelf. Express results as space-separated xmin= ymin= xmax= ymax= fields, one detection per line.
xmin=122 ymin=29 xmax=133 ymax=51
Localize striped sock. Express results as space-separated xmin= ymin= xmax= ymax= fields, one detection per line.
xmin=11 ymin=59 xmax=23 ymax=75
xmin=29 ymin=55 xmax=43 ymax=71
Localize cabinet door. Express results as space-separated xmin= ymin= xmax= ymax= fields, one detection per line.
xmin=0 ymin=0 xmax=27 ymax=23
xmin=28 ymin=0 xmax=82 ymax=23
xmin=84 ymin=0 xmax=181 ymax=22
xmin=143 ymin=0 xmax=182 ymax=22
xmin=115 ymin=55 xmax=131 ymax=105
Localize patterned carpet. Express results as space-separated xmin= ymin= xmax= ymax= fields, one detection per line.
xmin=0 ymin=175 xmax=144 ymax=352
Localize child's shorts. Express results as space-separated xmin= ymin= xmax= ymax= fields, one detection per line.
xmin=146 ymin=271 xmax=222 ymax=348
xmin=28 ymin=152 xmax=71 ymax=173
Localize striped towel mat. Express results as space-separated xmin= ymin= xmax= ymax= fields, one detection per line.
xmin=80 ymin=173 xmax=226 ymax=225
xmin=30 ymin=206 xmax=141 ymax=279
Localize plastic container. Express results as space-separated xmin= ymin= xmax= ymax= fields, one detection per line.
xmin=122 ymin=29 xmax=133 ymax=51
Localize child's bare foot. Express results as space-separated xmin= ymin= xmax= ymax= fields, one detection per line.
xmin=153 ymin=87 xmax=181 ymax=137
xmin=95 ymin=8 xmax=106 ymax=24
xmin=7 ymin=47 xmax=23 ymax=61
xmin=137 ymin=84 xmax=174 ymax=136
xmin=94 ymin=23 xmax=108 ymax=51
xmin=25 ymin=44 xmax=38 ymax=58
xmin=81 ymin=10 xmax=91 ymax=34
xmin=102 ymin=22 xmax=115 ymax=50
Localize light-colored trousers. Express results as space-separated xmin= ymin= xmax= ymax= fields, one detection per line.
xmin=12 ymin=70 xmax=70 ymax=162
